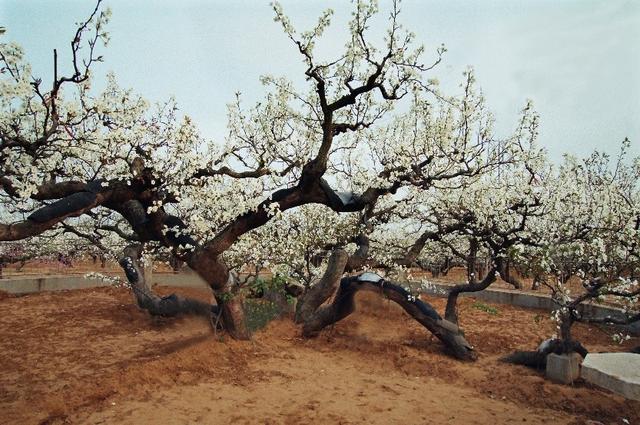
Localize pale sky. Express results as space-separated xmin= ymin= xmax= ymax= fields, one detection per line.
xmin=2 ymin=0 xmax=639 ymax=160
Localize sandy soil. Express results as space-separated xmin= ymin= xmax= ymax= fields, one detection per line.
xmin=0 ymin=286 xmax=638 ymax=425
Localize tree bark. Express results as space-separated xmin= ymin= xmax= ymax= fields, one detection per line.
xmin=213 ymin=272 xmax=251 ymax=340
xmin=186 ymin=251 xmax=250 ymax=339
xmin=302 ymin=274 xmax=477 ymax=361
xmin=497 ymin=258 xmax=524 ymax=289
xmin=119 ymin=245 xmax=218 ymax=319
xmin=530 ymin=273 xmax=542 ymax=290
xmin=466 ymin=238 xmax=479 ymax=283
xmin=444 ymin=267 xmax=498 ymax=324
xmin=560 ymin=315 xmax=572 ymax=341
xmin=295 ymin=249 xmax=349 ymax=324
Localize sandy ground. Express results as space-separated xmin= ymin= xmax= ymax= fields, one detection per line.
xmin=0 ymin=286 xmax=638 ymax=425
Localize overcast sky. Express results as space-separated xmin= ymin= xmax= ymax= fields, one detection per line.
xmin=2 ymin=0 xmax=638 ymax=160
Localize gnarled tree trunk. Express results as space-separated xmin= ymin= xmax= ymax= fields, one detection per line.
xmin=497 ymin=258 xmax=524 ymax=289
xmin=119 ymin=245 xmax=219 ymax=319
xmin=444 ymin=267 xmax=498 ymax=324
xmin=296 ymin=250 xmax=476 ymax=361
xmin=187 ymin=250 xmax=250 ymax=340
xmin=305 ymin=274 xmax=476 ymax=360
xmin=501 ymin=338 xmax=588 ymax=369
xmin=295 ymin=249 xmax=349 ymax=324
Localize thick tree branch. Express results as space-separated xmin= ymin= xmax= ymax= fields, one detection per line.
xmin=119 ymin=245 xmax=218 ymax=319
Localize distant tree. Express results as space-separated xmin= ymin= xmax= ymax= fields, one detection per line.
xmin=537 ymin=142 xmax=639 ymax=345
xmin=503 ymin=142 xmax=639 ymax=367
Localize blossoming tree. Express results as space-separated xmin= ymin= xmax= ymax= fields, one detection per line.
xmin=502 ymin=142 xmax=639 ymax=367
xmin=1 ymin=0 xmax=496 ymax=357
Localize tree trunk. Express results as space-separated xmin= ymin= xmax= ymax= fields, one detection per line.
xmin=344 ymin=234 xmax=371 ymax=272
xmin=295 ymin=249 xmax=349 ymax=324
xmin=119 ymin=246 xmax=218 ymax=319
xmin=188 ymin=251 xmax=250 ymax=339
xmin=559 ymin=311 xmax=573 ymax=342
xmin=501 ymin=338 xmax=588 ymax=369
xmin=466 ymin=238 xmax=478 ymax=283
xmin=302 ymin=274 xmax=477 ymax=361
xmin=497 ymin=258 xmax=524 ymax=289
xmin=214 ymin=272 xmax=251 ymax=339
xmin=476 ymin=260 xmax=487 ymax=281
xmin=441 ymin=257 xmax=452 ymax=276
xmin=530 ymin=273 xmax=542 ymax=290
xmin=502 ymin=309 xmax=589 ymax=369
xmin=444 ymin=267 xmax=498 ymax=324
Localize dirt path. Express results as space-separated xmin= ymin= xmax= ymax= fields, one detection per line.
xmin=0 ymin=286 xmax=637 ymax=424
xmin=82 ymin=346 xmax=568 ymax=425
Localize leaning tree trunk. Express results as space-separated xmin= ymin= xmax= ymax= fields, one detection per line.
xmin=115 ymin=198 xmax=250 ymax=339
xmin=295 ymin=249 xmax=349 ymax=324
xmin=497 ymin=258 xmax=524 ymax=289
xmin=444 ymin=268 xmax=498 ymax=324
xmin=188 ymin=251 xmax=250 ymax=339
xmin=296 ymin=250 xmax=476 ymax=361
xmin=119 ymin=245 xmax=220 ymax=323
xmin=306 ymin=275 xmax=477 ymax=360
xmin=501 ymin=338 xmax=588 ymax=369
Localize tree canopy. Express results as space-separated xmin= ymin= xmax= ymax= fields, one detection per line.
xmin=1 ymin=0 xmax=638 ymax=358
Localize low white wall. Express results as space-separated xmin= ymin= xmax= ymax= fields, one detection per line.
xmin=421 ymin=282 xmax=639 ymax=336
xmin=0 ymin=271 xmax=208 ymax=295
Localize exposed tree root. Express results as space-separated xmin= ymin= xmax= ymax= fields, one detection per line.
xmin=500 ymin=338 xmax=588 ymax=369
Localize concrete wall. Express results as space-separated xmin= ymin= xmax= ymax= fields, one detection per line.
xmin=0 ymin=271 xmax=208 ymax=295
xmin=153 ymin=272 xmax=208 ymax=288
xmin=0 ymin=275 xmax=109 ymax=294
xmin=421 ymin=282 xmax=640 ymax=335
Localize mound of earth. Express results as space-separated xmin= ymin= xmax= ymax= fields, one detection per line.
xmin=0 ymin=285 xmax=638 ymax=424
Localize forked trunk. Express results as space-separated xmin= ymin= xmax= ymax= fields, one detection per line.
xmin=119 ymin=245 xmax=250 ymax=338
xmin=301 ymin=270 xmax=477 ymax=361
